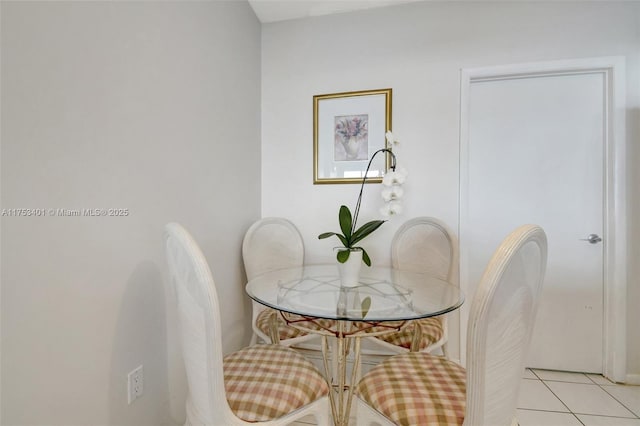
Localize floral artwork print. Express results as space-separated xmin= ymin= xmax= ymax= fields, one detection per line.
xmin=334 ymin=114 xmax=369 ymax=161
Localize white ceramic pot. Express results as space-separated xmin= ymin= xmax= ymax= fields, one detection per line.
xmin=337 ymin=249 xmax=363 ymax=287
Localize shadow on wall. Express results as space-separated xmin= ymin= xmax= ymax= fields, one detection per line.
xmin=108 ymin=261 xmax=175 ymax=426
xmin=628 ymin=105 xmax=640 ymax=379
xmin=240 ymin=265 xmax=253 ymax=347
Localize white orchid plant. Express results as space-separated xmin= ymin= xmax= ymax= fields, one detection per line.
xmin=319 ymin=131 xmax=407 ymax=266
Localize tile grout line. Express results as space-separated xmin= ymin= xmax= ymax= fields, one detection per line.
xmin=537 ymin=377 xmax=574 ymax=414
xmin=587 ymin=370 xmax=640 ymax=419
xmin=551 ymin=371 xmax=639 ymax=419
xmin=525 ymin=371 xmax=587 ymax=425
xmin=596 ymin=382 xmax=640 ymax=419
xmin=518 ymin=407 xmax=582 ymax=415
xmin=525 ymin=370 xmax=640 ymax=422
xmin=586 ymin=373 xmax=605 ymax=385
xmin=522 ymin=370 xmax=587 ymax=425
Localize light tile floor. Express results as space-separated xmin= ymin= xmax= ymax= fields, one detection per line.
xmin=517 ymin=369 xmax=640 ymax=426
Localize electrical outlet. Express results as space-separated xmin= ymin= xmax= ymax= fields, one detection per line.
xmin=127 ymin=365 xmax=144 ymax=404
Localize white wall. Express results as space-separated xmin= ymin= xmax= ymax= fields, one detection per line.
xmin=261 ymin=2 xmax=640 ymax=374
xmin=1 ymin=1 xmax=261 ymax=425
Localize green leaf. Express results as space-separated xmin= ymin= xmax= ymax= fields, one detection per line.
xmin=361 ymin=248 xmax=372 ymax=266
xmin=361 ymin=296 xmax=371 ymax=319
xmin=338 ymin=205 xmax=353 ymax=242
xmin=336 ymin=249 xmax=350 ymax=263
xmin=336 ymin=234 xmax=349 ymax=247
xmin=318 ymin=232 xmax=337 ymax=239
xmin=351 ymin=220 xmax=386 ymax=245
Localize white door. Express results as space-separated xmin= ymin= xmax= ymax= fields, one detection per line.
xmin=462 ymin=71 xmax=605 ymax=373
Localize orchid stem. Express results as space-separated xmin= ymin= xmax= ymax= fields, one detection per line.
xmin=351 ymin=148 xmax=397 ymax=235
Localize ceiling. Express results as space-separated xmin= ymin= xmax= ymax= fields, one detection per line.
xmin=248 ymin=0 xmax=422 ymax=23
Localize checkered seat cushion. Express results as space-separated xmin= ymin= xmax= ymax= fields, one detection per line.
xmin=375 ymin=316 xmax=444 ymax=350
xmin=355 ymin=352 xmax=466 ymax=426
xmin=256 ymin=308 xmax=337 ymax=340
xmin=224 ymin=344 xmax=329 ymax=422
xmin=256 ymin=308 xmax=310 ymax=340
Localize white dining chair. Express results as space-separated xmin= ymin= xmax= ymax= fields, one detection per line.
xmin=355 ymin=224 xmax=547 ymax=426
xmin=165 ymin=222 xmax=329 ymax=425
xmin=365 ymin=217 xmax=458 ymax=357
xmin=242 ymin=217 xmax=320 ymax=346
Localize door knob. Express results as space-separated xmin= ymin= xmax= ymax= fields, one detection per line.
xmin=580 ymin=234 xmax=602 ymax=244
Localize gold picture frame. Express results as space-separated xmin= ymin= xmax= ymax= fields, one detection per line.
xmin=313 ymin=88 xmax=392 ymax=184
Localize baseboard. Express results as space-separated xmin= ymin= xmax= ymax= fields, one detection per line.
xmin=625 ymin=374 xmax=640 ymax=385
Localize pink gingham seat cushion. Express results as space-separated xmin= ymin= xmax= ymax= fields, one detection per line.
xmin=355 ymin=352 xmax=466 ymax=426
xmin=257 ymin=308 xmax=336 ymax=340
xmin=256 ymin=308 xmax=310 ymax=340
xmin=375 ymin=316 xmax=444 ymax=350
xmin=223 ymin=344 xmax=329 ymax=422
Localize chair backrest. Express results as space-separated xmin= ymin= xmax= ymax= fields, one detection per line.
xmin=164 ymin=222 xmax=238 ymax=425
xmin=242 ymin=217 xmax=304 ymax=281
xmin=391 ymin=217 xmax=458 ymax=283
xmin=464 ymin=224 xmax=547 ymax=426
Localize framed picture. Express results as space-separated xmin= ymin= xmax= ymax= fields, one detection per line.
xmin=313 ymin=88 xmax=392 ymax=184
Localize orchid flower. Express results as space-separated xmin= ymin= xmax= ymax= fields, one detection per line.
xmin=381 ymin=186 xmax=404 ymax=202
xmin=380 ymin=201 xmax=403 ymax=217
xmin=382 ymin=167 xmax=408 ymax=186
xmin=385 ymin=131 xmax=400 ymax=147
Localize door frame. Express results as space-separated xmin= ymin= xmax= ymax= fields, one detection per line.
xmin=458 ymin=57 xmax=627 ymax=382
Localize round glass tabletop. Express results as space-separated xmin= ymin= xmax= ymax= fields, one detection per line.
xmin=245 ymin=264 xmax=464 ymax=322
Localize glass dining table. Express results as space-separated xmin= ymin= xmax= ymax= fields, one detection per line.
xmin=245 ymin=264 xmax=464 ymax=426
